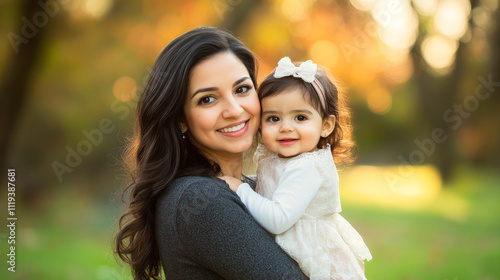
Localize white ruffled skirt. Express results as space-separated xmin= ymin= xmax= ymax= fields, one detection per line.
xmin=276 ymin=213 xmax=372 ymax=280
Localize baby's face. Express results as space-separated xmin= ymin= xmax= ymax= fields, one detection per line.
xmin=260 ymin=89 xmax=325 ymax=158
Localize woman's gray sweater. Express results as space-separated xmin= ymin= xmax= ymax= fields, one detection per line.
xmin=155 ymin=176 xmax=308 ymax=279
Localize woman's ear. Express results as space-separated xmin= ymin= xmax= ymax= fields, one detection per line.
xmin=321 ymin=115 xmax=336 ymax=138
xmin=178 ymin=121 xmax=188 ymax=133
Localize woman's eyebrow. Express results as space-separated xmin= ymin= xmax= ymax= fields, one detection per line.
xmin=190 ymin=76 xmax=250 ymax=100
xmin=191 ymin=87 xmax=217 ymax=100
xmin=233 ymin=76 xmax=250 ymax=87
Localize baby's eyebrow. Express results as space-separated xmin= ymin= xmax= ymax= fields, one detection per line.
xmin=262 ymin=110 xmax=280 ymax=115
xmin=262 ymin=109 xmax=313 ymax=115
xmin=290 ymin=109 xmax=313 ymax=114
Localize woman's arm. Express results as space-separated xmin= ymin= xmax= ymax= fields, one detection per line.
xmin=175 ymin=179 xmax=308 ymax=280
xmin=236 ymin=160 xmax=322 ymax=234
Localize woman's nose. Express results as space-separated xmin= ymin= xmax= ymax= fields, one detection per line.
xmin=221 ymin=95 xmax=244 ymax=119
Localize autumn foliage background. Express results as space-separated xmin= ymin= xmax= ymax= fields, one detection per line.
xmin=1 ymin=0 xmax=499 ymax=279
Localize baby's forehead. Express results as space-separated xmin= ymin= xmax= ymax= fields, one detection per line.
xmin=260 ymin=89 xmax=320 ymax=112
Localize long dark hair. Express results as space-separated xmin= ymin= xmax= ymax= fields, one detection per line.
xmin=115 ymin=26 xmax=257 ymax=280
xmin=258 ymin=67 xmax=354 ymax=164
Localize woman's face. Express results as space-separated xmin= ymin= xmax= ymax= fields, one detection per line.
xmin=182 ymin=51 xmax=260 ymax=160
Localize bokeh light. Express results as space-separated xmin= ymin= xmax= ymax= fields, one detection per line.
xmin=381 ymin=52 xmax=414 ymax=84
xmin=472 ymin=6 xmax=490 ymax=28
xmin=367 ymin=88 xmax=392 ymax=115
xmin=421 ymin=34 xmax=458 ymax=71
xmin=349 ymin=0 xmax=379 ymax=11
xmin=434 ymin=0 xmax=471 ymax=40
xmin=372 ymin=0 xmax=419 ymax=50
xmin=412 ymin=0 xmax=438 ymax=16
xmin=65 ymin=0 xmax=114 ymax=19
xmin=281 ymin=0 xmax=313 ymax=21
xmin=309 ymin=40 xmax=339 ymax=70
xmin=83 ymin=0 xmax=113 ymax=19
xmin=113 ymin=76 xmax=137 ymax=102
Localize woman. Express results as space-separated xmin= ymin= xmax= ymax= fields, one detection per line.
xmin=115 ymin=26 xmax=308 ymax=280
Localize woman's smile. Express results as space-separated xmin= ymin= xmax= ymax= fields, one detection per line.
xmin=217 ymin=120 xmax=250 ymax=137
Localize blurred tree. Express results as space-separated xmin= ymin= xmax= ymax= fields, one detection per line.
xmin=494 ymin=5 xmax=500 ymax=82
xmin=0 ymin=0 xmax=52 ymax=168
xmin=218 ymin=0 xmax=263 ymax=33
xmin=489 ymin=4 xmax=500 ymax=166
xmin=410 ymin=0 xmax=480 ymax=181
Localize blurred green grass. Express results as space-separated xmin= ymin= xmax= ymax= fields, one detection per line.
xmin=1 ymin=189 xmax=133 ymax=280
xmin=345 ymin=166 xmax=500 ymax=280
xmin=1 ymin=166 xmax=499 ymax=280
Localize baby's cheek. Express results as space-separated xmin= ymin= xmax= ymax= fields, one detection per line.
xmin=302 ymin=127 xmax=321 ymax=142
xmin=260 ymin=126 xmax=274 ymax=144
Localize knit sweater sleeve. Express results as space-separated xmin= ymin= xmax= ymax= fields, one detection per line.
xmin=175 ymin=178 xmax=308 ymax=280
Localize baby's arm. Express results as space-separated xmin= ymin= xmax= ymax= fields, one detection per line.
xmin=237 ymin=160 xmax=323 ymax=234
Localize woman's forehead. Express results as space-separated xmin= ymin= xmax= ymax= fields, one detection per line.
xmin=188 ymin=52 xmax=250 ymax=94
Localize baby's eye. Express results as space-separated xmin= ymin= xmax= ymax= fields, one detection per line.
xmin=199 ymin=96 xmax=215 ymax=105
xmin=295 ymin=115 xmax=308 ymax=121
xmin=235 ymin=85 xmax=251 ymax=94
xmin=266 ymin=116 xmax=280 ymax=123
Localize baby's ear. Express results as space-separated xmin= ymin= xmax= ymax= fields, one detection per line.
xmin=321 ymin=115 xmax=336 ymax=137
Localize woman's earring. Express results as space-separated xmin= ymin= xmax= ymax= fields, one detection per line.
xmin=180 ymin=125 xmax=187 ymax=139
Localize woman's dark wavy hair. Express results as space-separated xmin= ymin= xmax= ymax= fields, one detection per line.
xmin=114 ymin=26 xmax=257 ymax=280
xmin=258 ymin=66 xmax=354 ymax=165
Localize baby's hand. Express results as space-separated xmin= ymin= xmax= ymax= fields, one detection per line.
xmin=219 ymin=175 xmax=242 ymax=192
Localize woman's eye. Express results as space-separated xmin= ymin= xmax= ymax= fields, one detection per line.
xmin=267 ymin=116 xmax=280 ymax=123
xmin=235 ymin=85 xmax=251 ymax=94
xmin=199 ymin=96 xmax=215 ymax=105
xmin=295 ymin=115 xmax=308 ymax=121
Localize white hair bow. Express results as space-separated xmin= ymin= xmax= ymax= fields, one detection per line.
xmin=273 ymin=56 xmax=317 ymax=83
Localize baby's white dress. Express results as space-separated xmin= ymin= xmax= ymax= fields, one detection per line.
xmin=237 ymin=146 xmax=372 ymax=280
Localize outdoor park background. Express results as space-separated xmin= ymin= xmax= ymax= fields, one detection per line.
xmin=1 ymin=0 xmax=499 ymax=279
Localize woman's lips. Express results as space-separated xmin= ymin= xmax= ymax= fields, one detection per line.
xmin=217 ymin=120 xmax=249 ymax=137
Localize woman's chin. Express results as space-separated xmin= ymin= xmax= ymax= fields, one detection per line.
xmin=217 ymin=126 xmax=258 ymax=154
xmin=224 ymin=138 xmax=254 ymax=154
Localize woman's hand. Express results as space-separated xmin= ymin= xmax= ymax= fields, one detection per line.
xmin=219 ymin=175 xmax=242 ymax=192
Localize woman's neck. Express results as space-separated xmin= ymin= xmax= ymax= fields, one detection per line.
xmin=204 ymin=150 xmax=244 ymax=178
xmin=218 ymin=156 xmax=243 ymax=178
